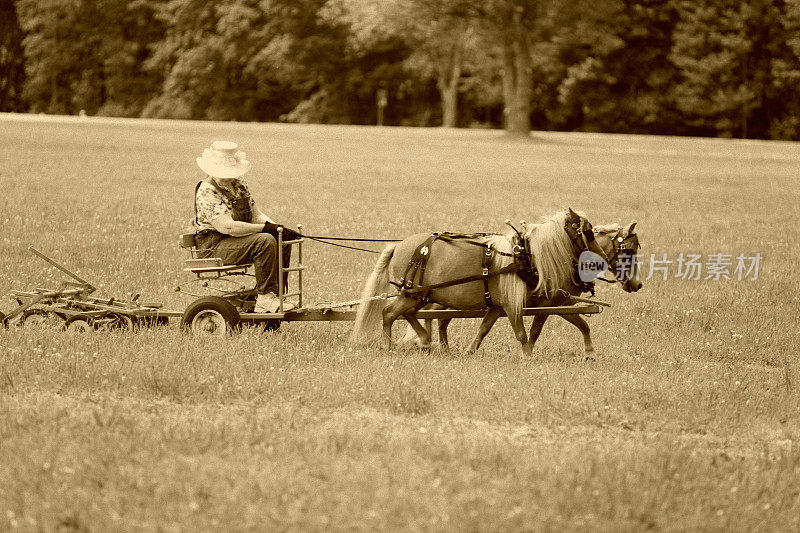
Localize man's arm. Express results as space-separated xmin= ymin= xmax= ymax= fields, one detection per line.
xmin=251 ymin=207 xmax=301 ymax=240
xmin=210 ymin=213 xmax=263 ymax=237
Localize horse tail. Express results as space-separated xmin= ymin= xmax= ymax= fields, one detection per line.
xmin=351 ymin=243 xmax=396 ymax=345
xmin=499 ymin=269 xmax=527 ymax=322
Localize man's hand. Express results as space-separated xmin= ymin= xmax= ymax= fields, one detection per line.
xmin=262 ymin=222 xmax=302 ymax=241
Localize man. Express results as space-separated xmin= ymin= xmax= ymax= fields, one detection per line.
xmin=193 ymin=140 xmax=300 ymax=312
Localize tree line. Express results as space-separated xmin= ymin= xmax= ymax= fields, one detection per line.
xmin=2 ymin=0 xmax=800 ymax=139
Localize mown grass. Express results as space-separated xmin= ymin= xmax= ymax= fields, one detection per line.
xmin=0 ymin=115 xmax=799 ymax=531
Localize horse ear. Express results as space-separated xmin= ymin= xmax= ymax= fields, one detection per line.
xmin=626 ymin=221 xmax=637 ymax=236
xmin=568 ymin=207 xmax=578 ymax=219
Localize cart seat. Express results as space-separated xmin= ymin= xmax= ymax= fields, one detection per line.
xmin=179 ymin=234 xmax=253 ymax=275
xmin=178 ymin=226 xmax=305 ymax=312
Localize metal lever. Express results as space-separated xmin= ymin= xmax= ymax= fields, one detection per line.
xmin=28 ymin=245 xmax=97 ymax=293
xmin=504 ymin=219 xmax=523 ymax=238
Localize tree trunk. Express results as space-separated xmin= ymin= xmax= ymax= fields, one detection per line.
xmin=503 ymin=9 xmax=531 ymax=135
xmin=439 ymin=56 xmax=461 ymax=127
xmin=441 ymin=81 xmax=458 ymax=128
xmin=437 ymin=25 xmax=464 ymax=128
xmin=502 ymin=40 xmax=514 ymax=130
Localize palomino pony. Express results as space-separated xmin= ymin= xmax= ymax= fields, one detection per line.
xmin=400 ymin=221 xmax=643 ymax=359
xmin=351 ymin=209 xmax=608 ymax=357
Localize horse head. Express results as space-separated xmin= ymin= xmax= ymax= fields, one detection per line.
xmin=594 ymin=221 xmax=643 ymax=293
xmin=564 ymin=207 xmax=609 ymax=261
xmin=524 ymin=209 xmax=608 ymax=297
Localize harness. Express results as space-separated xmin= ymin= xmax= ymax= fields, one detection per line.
xmin=572 ymin=272 xmax=597 ymax=296
xmin=392 ymin=216 xmax=604 ymax=307
xmin=391 ymin=232 xmax=538 ymax=308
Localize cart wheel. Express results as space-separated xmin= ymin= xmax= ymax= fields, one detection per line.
xmin=16 ymin=308 xmax=61 ymax=328
xmin=181 ymin=296 xmax=240 ymax=336
xmin=137 ymin=315 xmax=170 ymax=328
xmin=64 ymin=314 xmax=94 ymax=333
xmin=95 ymin=313 xmax=135 ymax=331
xmin=118 ymin=314 xmax=135 ymax=330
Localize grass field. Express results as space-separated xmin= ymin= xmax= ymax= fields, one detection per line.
xmin=1 ymin=114 xmax=799 ymax=531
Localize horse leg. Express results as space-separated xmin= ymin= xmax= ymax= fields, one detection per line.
xmin=404 ymin=311 xmax=432 ymax=349
xmin=423 ymin=318 xmax=434 ymax=337
xmin=528 ymin=315 xmax=549 ymax=350
xmin=506 ymin=311 xmax=531 ymax=358
xmin=382 ymin=296 xmax=423 ymax=350
xmin=438 ymin=317 xmax=452 ymax=349
xmin=559 ymin=314 xmax=596 ymax=361
xmin=465 ymin=309 xmax=504 ymax=354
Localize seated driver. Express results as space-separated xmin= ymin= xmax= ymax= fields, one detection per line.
xmin=193 ymin=140 xmax=300 ymax=312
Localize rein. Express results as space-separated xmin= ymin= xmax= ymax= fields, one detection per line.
xmin=298 ymin=234 xmax=401 ymax=243
xmin=301 ymin=236 xmax=384 ymax=254
xmin=297 ymin=231 xmax=522 ymax=257
xmin=292 ymin=232 xmax=402 ymax=254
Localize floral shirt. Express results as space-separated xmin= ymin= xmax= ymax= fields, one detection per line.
xmin=194 ymin=178 xmax=256 ymax=232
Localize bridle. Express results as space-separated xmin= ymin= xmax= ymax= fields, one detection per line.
xmin=565 ymin=216 xmax=602 ymax=295
xmin=603 ymin=229 xmax=640 ymax=283
xmin=566 ymin=216 xmax=597 ymax=253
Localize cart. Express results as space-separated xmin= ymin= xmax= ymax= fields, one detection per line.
xmin=173 ymin=227 xmax=607 ymax=336
xmin=2 ymin=227 xmax=607 ymax=335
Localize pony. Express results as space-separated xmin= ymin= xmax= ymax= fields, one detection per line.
xmin=398 ymin=221 xmax=643 ymax=359
xmin=351 ymin=209 xmax=608 ymax=357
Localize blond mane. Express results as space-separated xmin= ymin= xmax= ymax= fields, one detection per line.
xmin=526 ymin=211 xmax=578 ymax=297
xmin=482 ymin=232 xmax=527 ymax=320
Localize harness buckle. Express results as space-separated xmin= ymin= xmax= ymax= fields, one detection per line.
xmin=482 ymin=267 xmax=489 ymax=276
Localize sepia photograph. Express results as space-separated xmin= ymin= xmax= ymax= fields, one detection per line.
xmin=0 ymin=0 xmax=798 ymax=531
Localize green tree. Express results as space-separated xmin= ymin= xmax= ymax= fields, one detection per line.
xmin=325 ymin=0 xmax=480 ymax=127
xmin=17 ymin=0 xmax=84 ymax=114
xmin=456 ymin=0 xmax=555 ymax=135
xmin=0 ymin=0 xmax=26 ymax=112
xmin=670 ymin=0 xmax=799 ymax=138
xmin=17 ymin=0 xmax=163 ymax=116
xmin=769 ymin=0 xmax=800 ymax=138
xmin=142 ymin=0 xmax=234 ymax=119
xmin=97 ymin=0 xmax=165 ymax=116
xmin=392 ymin=0 xmax=477 ymax=127
xmin=144 ymin=0 xmax=348 ymax=121
xmin=552 ymin=0 xmax=683 ymax=134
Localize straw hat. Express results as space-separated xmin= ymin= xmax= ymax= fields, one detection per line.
xmin=196 ymin=141 xmax=252 ymax=179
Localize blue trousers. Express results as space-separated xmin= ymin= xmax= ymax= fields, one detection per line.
xmin=196 ymin=232 xmax=290 ymax=295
